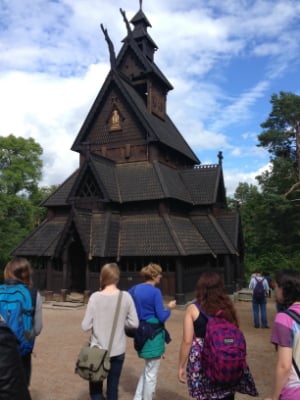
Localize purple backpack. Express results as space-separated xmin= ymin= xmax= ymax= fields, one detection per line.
xmin=196 ymin=302 xmax=247 ymax=384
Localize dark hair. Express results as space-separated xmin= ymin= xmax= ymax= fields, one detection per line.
xmin=196 ymin=270 xmax=239 ymax=326
xmin=4 ymin=258 xmax=33 ymax=286
xmin=275 ymin=269 xmax=300 ymax=307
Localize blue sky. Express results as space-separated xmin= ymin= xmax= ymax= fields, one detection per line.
xmin=1 ymin=0 xmax=300 ymax=196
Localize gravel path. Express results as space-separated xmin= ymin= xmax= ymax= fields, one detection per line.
xmin=29 ymin=297 xmax=277 ymax=400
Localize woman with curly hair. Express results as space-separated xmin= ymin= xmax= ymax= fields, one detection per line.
xmin=178 ymin=270 xmax=257 ymax=400
xmin=129 ymin=263 xmax=176 ymax=400
xmin=264 ymin=269 xmax=300 ymax=400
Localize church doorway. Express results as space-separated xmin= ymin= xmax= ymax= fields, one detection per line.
xmin=68 ymin=239 xmax=86 ymax=292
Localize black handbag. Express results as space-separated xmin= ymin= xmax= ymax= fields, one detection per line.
xmin=75 ymin=291 xmax=123 ymax=382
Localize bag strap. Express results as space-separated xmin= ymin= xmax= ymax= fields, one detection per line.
xmin=284 ymin=309 xmax=300 ymax=379
xmin=107 ymin=291 xmax=123 ymax=357
xmin=194 ymin=301 xmax=209 ymax=320
xmin=255 ymin=277 xmax=264 ymax=283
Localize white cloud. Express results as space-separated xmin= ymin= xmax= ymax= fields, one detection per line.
xmin=224 ymin=162 xmax=271 ymax=197
xmin=0 ymin=0 xmax=300 ymax=192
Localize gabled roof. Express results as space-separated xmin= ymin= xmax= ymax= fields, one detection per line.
xmin=71 ymin=72 xmax=198 ymax=164
xmin=42 ymin=170 xmax=79 ymax=207
xmin=217 ymin=213 xmax=241 ymax=249
xmin=191 ymin=214 xmax=238 ymax=255
xmin=181 ymin=165 xmax=221 ymax=204
xmin=118 ymin=10 xmax=172 ymax=91
xmin=67 ymin=159 xmax=110 ymax=202
xmin=41 ymin=156 xmax=224 ymax=207
xmin=12 ymin=209 xmax=217 ymax=258
xmin=11 ymin=217 xmax=67 ymax=256
xmin=90 ymin=212 xmax=213 ymax=257
xmin=119 ymin=77 xmax=199 ymax=163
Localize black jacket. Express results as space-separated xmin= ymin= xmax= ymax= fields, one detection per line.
xmin=134 ymin=320 xmax=171 ymax=352
xmin=0 ymin=320 xmax=31 ymax=400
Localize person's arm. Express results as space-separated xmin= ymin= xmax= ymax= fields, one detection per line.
xmin=153 ymin=289 xmax=172 ymax=322
xmin=34 ymin=292 xmax=43 ymax=336
xmin=178 ymin=304 xmax=196 ymax=384
xmin=125 ymin=294 xmax=139 ymax=329
xmin=264 ymin=279 xmax=270 ymax=293
xmin=264 ymin=345 xmax=292 ymax=400
xmin=81 ymin=297 xmax=94 ymax=331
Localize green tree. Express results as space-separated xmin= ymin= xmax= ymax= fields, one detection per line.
xmin=0 ymin=134 xmax=43 ymax=196
xmin=0 ymin=135 xmax=49 ymax=267
xmin=237 ymin=92 xmax=300 ymax=278
xmin=257 ymin=91 xmax=300 ymax=197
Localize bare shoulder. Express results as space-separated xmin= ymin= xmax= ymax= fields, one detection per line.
xmin=185 ymin=302 xmax=200 ymax=320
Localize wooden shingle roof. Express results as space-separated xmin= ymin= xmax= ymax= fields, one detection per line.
xmin=71 ymin=70 xmax=199 ymax=165
xmin=41 ymin=156 xmax=223 ymax=207
xmin=191 ymin=214 xmax=238 ymax=255
xmin=42 ymin=170 xmax=79 ymax=207
xmin=13 ymin=210 xmax=218 ymax=258
xmin=181 ymin=165 xmax=220 ymax=204
xmin=118 ymin=213 xmax=213 ymax=257
xmin=119 ymin=77 xmax=198 ymax=163
xmin=11 ymin=217 xmax=67 ymax=256
xmin=217 ymin=213 xmax=240 ymax=249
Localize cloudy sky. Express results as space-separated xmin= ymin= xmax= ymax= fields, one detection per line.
xmin=1 ymin=0 xmax=300 ymax=196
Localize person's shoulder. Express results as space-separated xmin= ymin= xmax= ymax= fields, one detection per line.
xmin=255 ymin=276 xmax=264 ymax=281
xmin=186 ymin=301 xmax=199 ymax=314
xmin=274 ymin=309 xmax=296 ymax=328
xmin=88 ymin=290 xmax=101 ymax=302
xmin=122 ymin=291 xmax=133 ymax=300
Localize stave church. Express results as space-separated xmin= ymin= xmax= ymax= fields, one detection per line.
xmin=12 ymin=2 xmax=245 ymax=303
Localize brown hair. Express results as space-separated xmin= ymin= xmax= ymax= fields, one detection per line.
xmin=140 ymin=263 xmax=162 ymax=281
xmin=196 ymin=270 xmax=239 ymax=326
xmin=4 ymin=257 xmax=33 ymax=286
xmin=100 ymin=263 xmax=120 ymax=289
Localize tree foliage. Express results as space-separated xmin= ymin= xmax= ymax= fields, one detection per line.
xmin=0 ymin=135 xmax=55 ymax=267
xmin=257 ymin=91 xmax=300 ymax=197
xmin=234 ymin=92 xmax=300 ymax=279
xmin=0 ymin=134 xmax=43 ymax=196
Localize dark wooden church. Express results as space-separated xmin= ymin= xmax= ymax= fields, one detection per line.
xmin=13 ymin=3 xmax=245 ymax=303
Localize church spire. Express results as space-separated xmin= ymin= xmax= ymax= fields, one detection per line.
xmin=139 ymin=0 xmax=142 ymax=10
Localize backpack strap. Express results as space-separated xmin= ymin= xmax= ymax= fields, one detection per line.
xmin=28 ymin=287 xmax=37 ymax=312
xmin=285 ymin=309 xmax=300 ymax=324
xmin=194 ymin=301 xmax=209 ymax=320
xmin=284 ymin=309 xmax=300 ymax=379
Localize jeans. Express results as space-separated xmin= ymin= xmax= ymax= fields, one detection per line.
xmin=252 ymin=298 xmax=268 ymax=328
xmin=134 ymin=357 xmax=161 ymax=400
xmin=89 ymin=353 xmax=125 ymax=400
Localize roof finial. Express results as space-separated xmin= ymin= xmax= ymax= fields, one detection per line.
xmin=218 ymin=151 xmax=223 ymax=166
xmin=120 ymin=8 xmax=133 ymax=38
xmin=139 ymin=0 xmax=142 ymax=10
xmin=100 ymin=24 xmax=116 ymax=69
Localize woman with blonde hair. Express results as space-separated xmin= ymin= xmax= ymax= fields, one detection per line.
xmin=129 ymin=263 xmax=176 ymax=400
xmin=0 ymin=257 xmax=43 ymax=386
xmin=81 ymin=263 xmax=139 ymax=400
